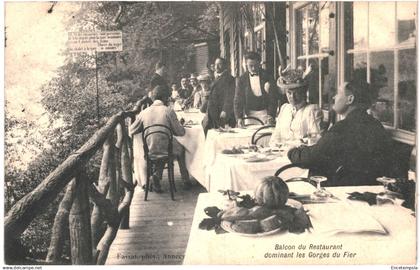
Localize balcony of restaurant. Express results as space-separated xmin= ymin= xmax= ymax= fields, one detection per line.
xmin=4 ymin=1 xmax=417 ymax=266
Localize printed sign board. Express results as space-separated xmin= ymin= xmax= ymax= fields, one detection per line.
xmin=67 ymin=31 xmax=123 ymax=53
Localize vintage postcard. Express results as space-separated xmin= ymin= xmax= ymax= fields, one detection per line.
xmin=3 ymin=1 xmax=417 ymax=267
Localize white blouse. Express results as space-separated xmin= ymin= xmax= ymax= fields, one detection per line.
xmin=269 ymin=103 xmax=322 ymax=145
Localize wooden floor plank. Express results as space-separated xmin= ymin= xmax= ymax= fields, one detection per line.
xmin=105 ymin=168 xmax=206 ymax=265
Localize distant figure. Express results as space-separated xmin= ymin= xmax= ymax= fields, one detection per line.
xmin=202 ymin=57 xmax=235 ymax=134
xmin=234 ymin=52 xmax=277 ymax=127
xmin=196 ymin=74 xmax=211 ymax=110
xmin=150 ymin=61 xmax=170 ymax=101
xmin=129 ymin=86 xmax=192 ymax=192
xmin=184 ymin=73 xmax=201 ymax=109
xmin=178 ymin=77 xmax=192 ymax=100
xmin=207 ymin=61 xmax=216 ymax=81
xmin=287 ymin=81 xmax=393 ymax=186
xmin=270 ymin=66 xmax=322 ymax=145
xmin=171 ymin=83 xmax=179 ymax=100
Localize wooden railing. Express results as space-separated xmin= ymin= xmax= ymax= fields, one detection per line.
xmin=5 ymin=102 xmax=144 ymax=265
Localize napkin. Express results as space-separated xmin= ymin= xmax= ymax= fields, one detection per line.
xmin=304 ymin=202 xmax=388 ymax=236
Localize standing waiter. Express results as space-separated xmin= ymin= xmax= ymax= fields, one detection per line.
xmin=150 ymin=61 xmax=170 ymax=102
xmin=234 ymin=51 xmax=277 ymax=127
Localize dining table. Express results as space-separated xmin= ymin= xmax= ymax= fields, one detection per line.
xmin=201 ymin=125 xmax=308 ymax=192
xmin=202 ymin=149 xmax=308 ymax=192
xmin=183 ymin=182 xmax=416 ymax=265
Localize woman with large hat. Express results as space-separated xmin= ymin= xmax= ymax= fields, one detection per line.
xmin=269 ymin=65 xmax=323 ymax=146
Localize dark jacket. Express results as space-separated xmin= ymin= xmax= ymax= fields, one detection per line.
xmin=150 ymin=73 xmax=170 ymax=97
xmin=287 ymin=108 xmax=393 ymax=186
xmin=203 ymin=70 xmax=235 ymax=132
xmin=177 ymin=87 xmax=192 ymax=99
xmin=234 ymin=70 xmax=278 ymax=119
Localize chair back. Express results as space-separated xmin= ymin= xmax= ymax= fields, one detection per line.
xmin=243 ymin=116 xmax=264 ymax=126
xmin=387 ymin=140 xmax=414 ymax=179
xmin=251 ymin=125 xmax=275 ymax=146
xmin=142 ymin=124 xmax=173 ymax=158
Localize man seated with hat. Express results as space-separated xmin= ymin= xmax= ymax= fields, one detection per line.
xmin=287 ymin=80 xmax=394 ymax=186
xmin=269 ymin=65 xmax=322 ymax=146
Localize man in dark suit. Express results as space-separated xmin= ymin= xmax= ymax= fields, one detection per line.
xmin=150 ymin=61 xmax=170 ymax=100
xmin=234 ymin=52 xmax=277 ymax=127
xmin=202 ymin=57 xmax=235 ymax=134
xmin=177 ymin=77 xmax=192 ymax=99
xmin=287 ymin=81 xmax=393 ymax=186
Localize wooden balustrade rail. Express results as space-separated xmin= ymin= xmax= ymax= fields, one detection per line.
xmin=5 ymin=101 xmax=145 ymax=265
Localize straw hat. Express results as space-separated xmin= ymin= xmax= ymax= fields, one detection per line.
xmin=277 ymin=65 xmax=312 ymax=90
xmin=197 ymin=74 xmax=210 ymax=81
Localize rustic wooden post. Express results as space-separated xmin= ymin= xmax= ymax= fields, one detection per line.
xmin=69 ymin=170 xmax=93 ymax=264
xmin=119 ymin=120 xmax=134 ymax=229
xmin=107 ymin=132 xmax=119 ymax=207
xmin=91 ymin=135 xmax=113 ymax=259
xmin=4 ymin=113 xmax=123 ymax=245
xmin=95 ymin=130 xmax=120 ymax=265
xmin=115 ymin=123 xmax=124 ymax=200
xmin=46 ymin=179 xmax=76 ymax=263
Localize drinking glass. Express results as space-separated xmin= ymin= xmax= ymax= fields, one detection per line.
xmin=308 ymin=132 xmax=321 ymax=146
xmin=376 ymin=177 xmax=397 ymax=205
xmin=310 ymin=176 xmax=329 ymax=199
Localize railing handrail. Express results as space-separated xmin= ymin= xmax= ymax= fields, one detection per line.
xmin=5 ymin=101 xmax=144 ymax=264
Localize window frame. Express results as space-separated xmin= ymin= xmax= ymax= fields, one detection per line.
xmin=341 ymin=1 xmax=416 ymax=144
xmin=291 ymin=1 xmax=331 ymax=109
xmin=290 ymin=1 xmax=416 ymax=145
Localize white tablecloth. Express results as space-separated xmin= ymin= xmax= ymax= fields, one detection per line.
xmin=204 ymin=126 xmax=267 ymax=170
xmin=204 ymin=153 xmax=308 ymax=192
xmin=183 ymin=185 xmax=416 ymax=265
xmin=202 ymin=126 xmax=278 ymax=190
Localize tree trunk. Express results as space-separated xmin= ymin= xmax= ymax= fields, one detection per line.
xmin=91 ymin=136 xmax=113 ymax=257
xmin=107 ymin=132 xmax=119 ymax=206
xmin=46 ymin=179 xmax=76 ymax=263
xmin=120 ymin=121 xmax=134 ymax=229
xmin=69 ymin=171 xmax=93 ymax=264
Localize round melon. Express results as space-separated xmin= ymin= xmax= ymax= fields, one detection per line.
xmin=254 ymin=176 xmax=289 ymax=209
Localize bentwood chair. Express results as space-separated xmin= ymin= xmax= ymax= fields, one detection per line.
xmin=142 ymin=124 xmax=176 ymax=201
xmin=242 ymin=116 xmax=264 ymax=126
xmin=274 ymin=163 xmax=346 ymax=186
xmin=251 ymin=125 xmax=275 ymax=146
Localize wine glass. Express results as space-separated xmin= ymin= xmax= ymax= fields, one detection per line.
xmin=376 ymin=177 xmax=397 ymax=205
xmin=308 ymin=132 xmax=320 ymax=146
xmin=310 ymin=176 xmax=329 ymax=199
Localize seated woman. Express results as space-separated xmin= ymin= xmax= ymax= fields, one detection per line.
xmin=194 ymin=73 xmax=211 ymax=110
xmin=129 ymin=86 xmax=192 ymax=192
xmin=269 ymin=66 xmax=322 ymax=146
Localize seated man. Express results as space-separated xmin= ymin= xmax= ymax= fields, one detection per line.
xmin=234 ymin=52 xmax=277 ymax=127
xmin=287 ymin=81 xmax=393 ymax=186
xmin=269 ymin=66 xmax=322 ymax=146
xmin=129 ymin=86 xmax=192 ymax=192
xmin=178 ymin=77 xmax=192 ymax=100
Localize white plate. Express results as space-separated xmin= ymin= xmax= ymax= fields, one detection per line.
xmin=221 ymin=220 xmax=284 ymax=237
xmin=220 ymin=199 xmax=302 ymax=237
